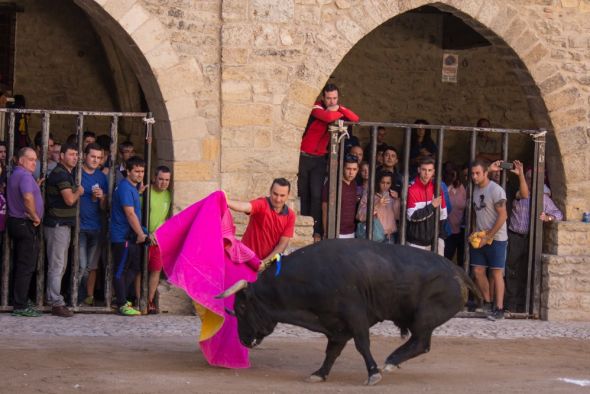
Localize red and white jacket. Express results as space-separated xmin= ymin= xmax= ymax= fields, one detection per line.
xmin=406 ymin=177 xmax=448 ymax=246
xmin=300 ymin=101 xmax=360 ymax=156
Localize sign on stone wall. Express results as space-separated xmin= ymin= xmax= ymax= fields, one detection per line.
xmin=442 ymin=53 xmax=459 ymax=83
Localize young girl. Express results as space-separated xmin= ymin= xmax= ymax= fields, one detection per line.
xmin=357 ymin=171 xmax=400 ymax=243
xmin=356 ymin=161 xmax=369 ymax=201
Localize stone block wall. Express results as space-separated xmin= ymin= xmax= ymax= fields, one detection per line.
xmin=542 ymin=255 xmax=590 ymax=321
xmin=6 ymin=0 xmax=590 ymax=319
xmin=10 ymin=0 xmax=120 ymax=139
xmin=542 ymin=221 xmax=590 ymax=321
xmin=331 ymin=11 xmax=536 ymax=164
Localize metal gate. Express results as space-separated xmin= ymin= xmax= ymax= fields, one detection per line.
xmin=325 ymin=120 xmax=547 ymax=318
xmin=0 ymin=108 xmax=154 ymax=314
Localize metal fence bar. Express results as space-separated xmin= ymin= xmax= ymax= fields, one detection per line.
xmin=335 ymin=133 xmax=345 ymax=239
xmin=463 ymin=130 xmax=477 ymax=271
xmin=399 ymin=127 xmax=411 ymax=245
xmin=500 ymin=133 xmax=509 ymax=189
xmin=1 ymin=112 xmax=16 ymax=307
xmin=366 ymin=126 xmax=378 ymax=240
xmin=327 ymin=128 xmax=339 ymax=239
xmin=0 ymin=108 xmax=147 ymax=117
xmin=432 ymin=128 xmax=444 ymax=253
xmin=339 ymin=120 xmax=542 ymax=135
xmin=104 ymin=116 xmax=119 ymax=310
xmin=525 ymin=139 xmax=540 ymax=317
xmin=36 ymin=112 xmax=50 ymax=307
xmin=70 ymin=114 xmax=84 ymax=308
xmin=531 ymin=133 xmax=546 ymax=318
xmin=139 ymin=114 xmax=153 ymax=314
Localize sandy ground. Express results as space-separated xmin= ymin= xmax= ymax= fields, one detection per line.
xmin=1 ymin=335 xmax=589 ymax=393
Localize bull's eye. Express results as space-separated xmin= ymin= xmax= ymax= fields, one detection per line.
xmin=236 ymin=303 xmax=246 ymax=314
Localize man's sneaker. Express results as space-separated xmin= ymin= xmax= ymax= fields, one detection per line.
xmin=487 ymin=308 xmax=505 ymax=321
xmin=52 ymin=305 xmax=74 ymax=318
xmin=476 ymin=302 xmax=493 ymax=313
xmin=119 ymin=302 xmax=141 ymax=316
xmin=12 ymin=307 xmax=42 ymax=317
xmin=83 ymin=295 xmax=94 ymax=306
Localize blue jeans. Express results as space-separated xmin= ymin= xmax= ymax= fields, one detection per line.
xmin=79 ymin=230 xmax=102 ymax=299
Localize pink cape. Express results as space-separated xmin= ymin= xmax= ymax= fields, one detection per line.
xmin=155 ymin=191 xmax=260 ymax=368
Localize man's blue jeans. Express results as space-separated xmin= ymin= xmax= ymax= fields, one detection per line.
xmin=79 ymin=230 xmax=102 ymax=299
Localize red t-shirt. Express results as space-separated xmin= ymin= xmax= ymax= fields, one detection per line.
xmin=241 ymin=197 xmax=296 ymax=260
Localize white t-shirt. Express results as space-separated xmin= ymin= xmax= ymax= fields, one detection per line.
xmin=473 ymin=180 xmax=507 ymax=241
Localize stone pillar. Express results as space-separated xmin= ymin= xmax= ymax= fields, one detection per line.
xmin=541 ymin=221 xmax=590 ymax=321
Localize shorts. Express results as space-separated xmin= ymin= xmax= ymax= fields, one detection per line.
xmin=148 ymin=244 xmax=163 ymax=272
xmin=470 ymin=240 xmax=507 ymax=269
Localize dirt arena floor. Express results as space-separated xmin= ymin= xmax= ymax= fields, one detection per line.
xmin=1 ymin=335 xmax=589 ymax=393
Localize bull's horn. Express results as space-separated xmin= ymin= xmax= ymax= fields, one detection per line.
xmin=215 ymin=279 xmax=248 ymax=299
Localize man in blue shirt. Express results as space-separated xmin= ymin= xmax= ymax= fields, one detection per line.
xmin=111 ymin=156 xmax=146 ymax=316
xmin=79 ymin=143 xmax=108 ymax=305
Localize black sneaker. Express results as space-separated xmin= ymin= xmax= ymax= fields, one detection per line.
xmin=487 ymin=308 xmax=505 ymax=321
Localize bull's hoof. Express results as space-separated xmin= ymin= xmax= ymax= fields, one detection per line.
xmin=382 ymin=363 xmax=400 ymax=373
xmin=306 ymin=374 xmax=325 ymax=383
xmin=365 ymin=372 xmax=382 ymax=386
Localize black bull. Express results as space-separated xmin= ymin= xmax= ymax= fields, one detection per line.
xmin=217 ymin=239 xmax=481 ymax=385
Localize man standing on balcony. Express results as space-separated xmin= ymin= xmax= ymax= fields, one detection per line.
xmin=297 ymin=83 xmax=359 ymax=243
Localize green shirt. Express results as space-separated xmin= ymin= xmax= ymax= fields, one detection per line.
xmin=149 ymin=188 xmax=171 ymax=233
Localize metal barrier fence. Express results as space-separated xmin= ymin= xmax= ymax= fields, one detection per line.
xmin=0 ymin=108 xmax=154 ymax=314
xmin=325 ymin=121 xmax=547 ymax=318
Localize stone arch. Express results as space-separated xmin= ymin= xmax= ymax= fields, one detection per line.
xmin=73 ymin=0 xmax=218 ymax=208
xmin=282 ymin=0 xmax=581 ymax=218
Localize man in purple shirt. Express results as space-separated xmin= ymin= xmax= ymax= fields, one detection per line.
xmin=7 ymin=147 xmax=44 ymax=317
xmin=503 ymin=164 xmax=563 ymax=312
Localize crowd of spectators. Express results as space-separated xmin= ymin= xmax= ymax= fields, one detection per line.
xmin=297 ymin=84 xmax=563 ymax=320
xmin=0 ymin=124 xmax=172 ymax=317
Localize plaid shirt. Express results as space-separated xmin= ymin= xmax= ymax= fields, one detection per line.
xmin=509 ymin=193 xmax=563 ymax=234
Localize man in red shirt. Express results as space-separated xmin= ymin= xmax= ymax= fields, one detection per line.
xmin=227 ymin=178 xmax=296 ymax=261
xmin=298 ymin=83 xmax=359 ymax=242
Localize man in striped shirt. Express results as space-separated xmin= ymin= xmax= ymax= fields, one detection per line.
xmin=504 ymin=164 xmax=562 ymax=312
xmin=44 ymin=143 xmax=84 ymax=317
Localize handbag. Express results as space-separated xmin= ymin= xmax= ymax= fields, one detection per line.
xmin=355 ymin=217 xmax=386 ymax=242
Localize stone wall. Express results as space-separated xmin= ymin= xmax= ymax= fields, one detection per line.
xmin=10 ymin=0 xmax=121 ymax=140
xmin=5 ymin=0 xmax=590 ymax=320
xmin=331 ymin=11 xmax=535 ymax=165
xmin=541 ymin=221 xmax=590 ymax=321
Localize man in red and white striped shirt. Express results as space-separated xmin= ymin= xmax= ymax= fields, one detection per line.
xmin=406 ymin=156 xmax=447 ymax=255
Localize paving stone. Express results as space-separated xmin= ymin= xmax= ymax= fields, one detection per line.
xmin=1 ymin=314 xmax=589 ymax=340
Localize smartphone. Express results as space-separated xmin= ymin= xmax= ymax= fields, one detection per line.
xmin=499 ymin=162 xmax=514 ymax=170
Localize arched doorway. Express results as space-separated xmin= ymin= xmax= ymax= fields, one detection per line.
xmin=281 ymin=1 xmax=568 ymax=215
xmin=279 ymin=2 xmax=574 ymax=319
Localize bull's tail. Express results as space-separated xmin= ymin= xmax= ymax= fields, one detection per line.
xmin=453 ymin=265 xmax=483 ymax=306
